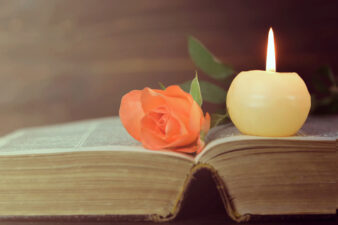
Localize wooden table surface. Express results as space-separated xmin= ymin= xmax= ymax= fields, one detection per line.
xmin=1 ymin=213 xmax=336 ymax=225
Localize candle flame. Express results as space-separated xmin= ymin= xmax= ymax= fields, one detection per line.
xmin=266 ymin=28 xmax=276 ymax=72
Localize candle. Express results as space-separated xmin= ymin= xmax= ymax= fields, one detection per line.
xmin=226 ymin=28 xmax=311 ymax=137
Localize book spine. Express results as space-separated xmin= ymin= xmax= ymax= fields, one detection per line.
xmin=151 ymin=163 xmax=250 ymax=223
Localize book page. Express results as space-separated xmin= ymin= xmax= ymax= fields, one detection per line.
xmin=0 ymin=117 xmax=193 ymax=161
xmin=196 ymin=116 xmax=338 ymax=162
xmin=205 ymin=116 xmax=338 ymax=144
xmin=0 ymin=117 xmax=128 ymax=154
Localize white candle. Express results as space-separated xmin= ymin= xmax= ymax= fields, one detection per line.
xmin=226 ymin=28 xmax=311 ymax=137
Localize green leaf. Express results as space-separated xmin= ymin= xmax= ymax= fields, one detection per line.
xmin=318 ymin=66 xmax=336 ymax=87
xmin=210 ymin=113 xmax=229 ymax=127
xmin=199 ymin=81 xmax=227 ymax=104
xmin=310 ymin=66 xmax=338 ymax=115
xmin=327 ymin=68 xmax=336 ymax=87
xmin=158 ymin=82 xmax=166 ymax=90
xmin=180 ymin=80 xmax=226 ymax=104
xmin=312 ymin=66 xmax=336 ymax=95
xmin=188 ymin=36 xmax=234 ymax=80
xmin=189 ymin=74 xmax=203 ymax=106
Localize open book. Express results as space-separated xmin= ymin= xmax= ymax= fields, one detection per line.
xmin=0 ymin=116 xmax=336 ymax=222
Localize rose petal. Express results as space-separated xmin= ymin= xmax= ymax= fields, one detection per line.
xmin=142 ymin=86 xmax=191 ymax=125
xmin=140 ymin=85 xmax=205 ymax=151
xmin=188 ymin=100 xmax=204 ymax=137
xmin=196 ymin=138 xmax=205 ymax=154
xmin=162 ymin=113 xmax=198 ymax=148
xmin=164 ymin=86 xmax=205 ymax=139
xmin=159 ymin=86 xmax=192 ymax=121
xmin=165 ymin=116 xmax=184 ymax=140
xmin=119 ymin=90 xmax=144 ymax=141
xmin=163 ymin=85 xmax=191 ymax=99
xmin=141 ymin=88 xmax=166 ymax=114
xmin=172 ymin=138 xmax=203 ymax=153
xmin=140 ymin=113 xmax=169 ymax=150
xmin=201 ymin=112 xmax=211 ymax=134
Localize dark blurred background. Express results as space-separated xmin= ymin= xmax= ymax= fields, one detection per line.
xmin=0 ymin=0 xmax=337 ymax=135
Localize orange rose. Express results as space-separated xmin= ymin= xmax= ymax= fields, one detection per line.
xmin=119 ymin=85 xmax=210 ymax=153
